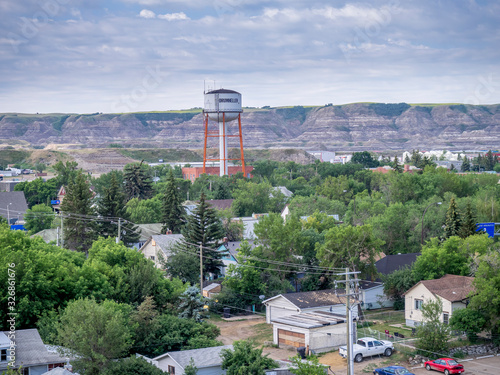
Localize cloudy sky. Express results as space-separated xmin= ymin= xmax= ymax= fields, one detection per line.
xmin=1 ymin=0 xmax=499 ymax=113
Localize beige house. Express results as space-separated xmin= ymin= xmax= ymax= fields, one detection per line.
xmin=139 ymin=234 xmax=183 ymax=268
xmin=404 ymin=274 xmax=474 ymax=327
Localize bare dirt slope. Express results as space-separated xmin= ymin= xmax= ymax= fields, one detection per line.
xmin=69 ymin=149 xmax=136 ymax=176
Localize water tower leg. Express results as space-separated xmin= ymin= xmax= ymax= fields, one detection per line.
xmin=219 ymin=113 xmax=228 ymax=176
xmin=203 ymin=113 xmax=208 ymax=174
xmin=238 ymin=113 xmax=245 ymax=175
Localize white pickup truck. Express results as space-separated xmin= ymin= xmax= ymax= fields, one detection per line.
xmin=339 ymin=337 xmax=394 ymax=363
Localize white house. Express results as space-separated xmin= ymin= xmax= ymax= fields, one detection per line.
xmin=138 ymin=234 xmax=184 ymax=268
xmin=404 ymin=274 xmax=474 ymax=327
xmin=153 ymin=345 xmax=233 ymax=375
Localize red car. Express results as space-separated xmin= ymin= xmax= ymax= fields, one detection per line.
xmin=424 ymin=358 xmax=464 ymax=375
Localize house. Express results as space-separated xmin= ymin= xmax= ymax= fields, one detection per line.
xmin=133 ymin=223 xmax=163 ymax=249
xmin=404 ymin=274 xmax=474 ymax=327
xmin=263 ymin=289 xmax=358 ymax=324
xmin=274 ymin=186 xmax=293 ymax=199
xmin=375 ymin=253 xmax=420 ymax=278
xmin=358 ymin=280 xmax=390 ymax=310
xmin=0 ymin=329 xmax=71 ymax=375
xmin=217 ymin=240 xmax=256 ymax=276
xmin=153 ymin=345 xmax=233 ymax=375
xmin=231 ymin=215 xmax=267 ymax=240
xmin=0 ymin=191 xmax=29 ymax=225
xmin=139 ymin=234 xmax=184 ymax=268
xmin=269 ymin=310 xmax=353 ymax=354
xmin=207 ymin=199 xmax=234 ymax=211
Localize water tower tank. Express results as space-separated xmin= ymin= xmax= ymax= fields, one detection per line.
xmin=204 ymin=89 xmax=242 ymax=122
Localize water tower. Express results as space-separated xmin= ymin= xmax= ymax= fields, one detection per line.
xmin=203 ymin=88 xmax=246 ymax=176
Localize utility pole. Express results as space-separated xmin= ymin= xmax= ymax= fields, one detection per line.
xmin=60 ymin=211 xmax=64 ymax=248
xmin=335 ymin=268 xmax=360 ymax=375
xmin=200 ymin=244 xmax=203 ymax=294
xmin=116 ymin=218 xmax=121 ymax=244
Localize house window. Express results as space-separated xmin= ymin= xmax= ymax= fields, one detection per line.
xmin=443 ymin=313 xmax=449 ymax=325
xmin=23 ymin=368 xmax=29 ymax=375
xmin=150 ymin=255 xmax=155 ymax=261
xmin=1 ymin=349 xmax=6 ymax=361
xmin=415 ymin=299 xmax=423 ymax=310
xmin=168 ymin=365 xmax=175 ymax=374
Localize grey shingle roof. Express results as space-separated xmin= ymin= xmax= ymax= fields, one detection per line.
xmin=375 ymin=253 xmax=420 ymax=276
xmin=265 ymin=289 xmax=347 ymax=309
xmin=0 ymin=191 xmax=29 ymax=223
xmin=154 ymin=345 xmax=233 ymax=369
xmin=150 ymin=234 xmax=184 ymax=255
xmin=41 ymin=367 xmax=73 ymax=375
xmin=0 ymin=329 xmax=69 ymax=370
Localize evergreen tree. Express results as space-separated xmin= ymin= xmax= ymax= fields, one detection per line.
xmin=460 ymin=200 xmax=477 ymax=238
xmin=97 ymin=174 xmax=140 ymax=247
xmin=60 ymin=172 xmax=98 ymax=253
xmin=485 ymin=150 xmax=497 ymax=171
xmin=161 ymin=169 xmax=185 ymax=234
xmin=461 ymin=157 xmax=470 ymax=172
xmin=404 ymin=154 xmax=411 ymax=164
xmin=393 ymin=156 xmax=403 ymax=173
xmin=178 ymin=286 xmax=208 ymax=322
xmin=124 ymin=161 xmax=153 ymax=201
xmin=444 ymin=197 xmax=461 ymax=238
xmin=214 ymin=180 xmax=232 ymax=200
xmin=183 ymin=359 xmax=198 ymax=375
xmin=168 ymin=192 xmax=226 ymax=283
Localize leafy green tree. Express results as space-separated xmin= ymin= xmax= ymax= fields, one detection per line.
xmin=288 ymin=195 xmax=347 ymax=218
xmin=24 ymin=204 xmax=54 ymax=234
xmin=412 ymin=235 xmax=493 ymax=281
xmin=53 ymin=161 xmax=79 ymax=186
xmin=161 ymin=169 xmax=185 ymax=234
xmin=101 ymin=356 xmax=167 ymax=375
xmin=444 ymin=197 xmax=461 ymax=238
xmin=221 ymin=340 xmax=278 ymax=375
xmin=124 ymin=161 xmax=153 ymax=201
xmin=96 ymin=174 xmax=139 ymax=247
xmin=14 ymin=177 xmax=59 ymax=208
xmin=184 ymin=358 xmax=198 ymax=375
xmin=125 ymin=196 xmax=162 ymax=224
xmin=232 ymin=180 xmax=287 ymax=217
xmin=57 ymin=298 xmax=132 ymax=375
xmin=469 ymin=248 xmax=500 ymax=341
xmin=415 ymin=298 xmax=451 ymax=356
xmin=0 ymin=225 xmax=86 ymax=329
xmin=168 ymin=192 xmax=225 ymax=285
xmin=178 ymin=286 xmax=208 ymax=322
xmin=60 ymin=172 xmax=98 ymax=253
xmin=351 ymin=151 xmax=379 ymax=168
xmin=317 ymin=224 xmax=384 ymax=279
xmin=450 ymin=308 xmax=487 ymax=343
xmin=220 ymin=209 xmax=243 ymax=241
xmin=290 ymin=355 xmax=328 ymax=375
xmin=383 ymin=267 xmax=417 ymax=310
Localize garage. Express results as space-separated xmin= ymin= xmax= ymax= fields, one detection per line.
xmin=278 ymin=329 xmax=305 ymax=348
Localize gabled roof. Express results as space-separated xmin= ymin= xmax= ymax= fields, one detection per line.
xmin=206 ymin=199 xmax=234 ymax=211
xmin=140 ymin=234 xmax=184 ymax=255
xmin=41 ymin=368 xmax=73 ymax=375
xmin=263 ymin=289 xmax=348 ymax=309
xmin=0 ymin=191 xmax=29 ymax=223
xmin=405 ymin=274 xmax=475 ymax=302
xmin=135 ymin=223 xmax=163 ymax=242
xmin=0 ymin=329 xmax=69 ymax=370
xmin=154 ymin=345 xmax=233 ymax=369
xmin=220 ymin=240 xmax=256 ymax=259
xmin=375 ymin=252 xmax=420 ymax=276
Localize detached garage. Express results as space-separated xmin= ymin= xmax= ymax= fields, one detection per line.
xmin=271 ymin=311 xmax=354 ymax=354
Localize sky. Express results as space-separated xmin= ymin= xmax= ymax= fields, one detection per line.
xmin=0 ymin=0 xmax=499 ymax=114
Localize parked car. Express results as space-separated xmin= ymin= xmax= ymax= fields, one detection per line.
xmin=374 ymin=366 xmax=415 ymax=375
xmin=339 ymin=337 xmax=394 ymax=362
xmin=424 ymin=358 xmax=464 ymax=374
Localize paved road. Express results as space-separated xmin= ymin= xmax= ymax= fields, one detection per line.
xmin=407 ymin=356 xmax=499 ymax=375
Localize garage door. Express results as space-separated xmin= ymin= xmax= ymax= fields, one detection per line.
xmin=278 ymin=329 xmax=305 ymax=348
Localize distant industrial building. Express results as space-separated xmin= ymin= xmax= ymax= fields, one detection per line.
xmin=182 ymin=165 xmax=253 ymax=182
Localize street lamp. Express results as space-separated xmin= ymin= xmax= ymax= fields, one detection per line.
xmin=421 ymin=201 xmax=442 ymax=244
